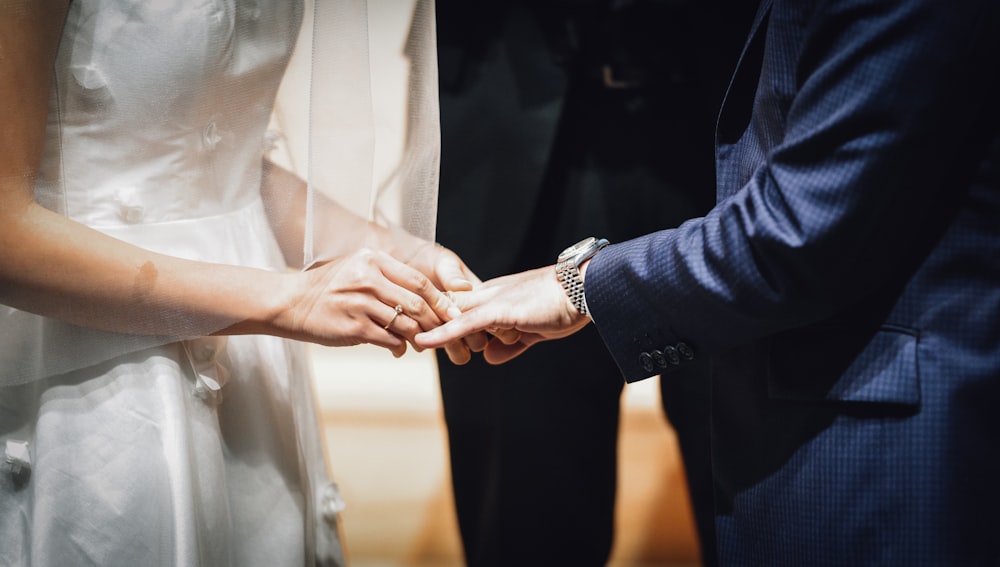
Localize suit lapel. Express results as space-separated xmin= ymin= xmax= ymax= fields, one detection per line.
xmin=716 ymin=0 xmax=774 ymax=144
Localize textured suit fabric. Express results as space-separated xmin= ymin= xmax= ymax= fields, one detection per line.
xmin=587 ymin=0 xmax=1000 ymax=564
xmin=434 ymin=1 xmax=754 ymax=565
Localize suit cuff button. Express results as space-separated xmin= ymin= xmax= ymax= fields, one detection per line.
xmin=651 ymin=350 xmax=668 ymax=369
xmin=639 ymin=352 xmax=655 ymax=373
xmin=677 ymin=342 xmax=695 ymax=360
xmin=663 ymin=345 xmax=680 ymax=365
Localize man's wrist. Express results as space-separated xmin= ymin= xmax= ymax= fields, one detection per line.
xmin=555 ymin=237 xmax=609 ymax=317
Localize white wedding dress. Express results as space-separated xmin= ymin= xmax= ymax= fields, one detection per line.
xmin=0 ymin=1 xmax=346 ymax=565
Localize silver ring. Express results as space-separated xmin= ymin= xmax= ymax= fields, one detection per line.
xmin=383 ymin=304 xmax=404 ymax=330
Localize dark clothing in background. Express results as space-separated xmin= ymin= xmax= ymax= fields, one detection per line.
xmin=434 ymin=2 xmax=756 ymax=565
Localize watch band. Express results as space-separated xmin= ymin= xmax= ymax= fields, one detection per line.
xmin=555 ymin=237 xmax=609 ymax=316
xmin=556 ymin=261 xmax=589 ymax=315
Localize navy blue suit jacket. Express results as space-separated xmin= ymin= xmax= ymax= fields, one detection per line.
xmin=588 ymin=0 xmax=1000 ymax=564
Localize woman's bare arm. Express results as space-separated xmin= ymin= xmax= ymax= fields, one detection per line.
xmin=0 ymin=1 xmax=453 ymax=356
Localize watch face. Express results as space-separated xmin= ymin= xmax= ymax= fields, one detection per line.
xmin=558 ymin=237 xmax=597 ymax=263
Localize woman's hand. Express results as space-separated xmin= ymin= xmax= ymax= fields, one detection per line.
xmin=273 ymin=248 xmax=460 ymax=357
xmin=405 ymin=242 xmax=498 ymax=364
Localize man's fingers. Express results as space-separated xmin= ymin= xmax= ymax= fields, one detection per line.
xmin=491 ymin=328 xmax=521 ymax=345
xmin=462 ymin=330 xmax=490 ymax=352
xmin=443 ymin=340 xmax=471 ymax=365
xmin=482 ymin=339 xmax=531 ymax=365
xmin=415 ymin=315 xmax=486 ymax=348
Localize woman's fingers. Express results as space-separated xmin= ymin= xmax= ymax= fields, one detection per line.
xmin=288 ymin=251 xmax=436 ymax=355
xmin=349 ymin=250 xmax=473 ymax=357
xmin=381 ymin=304 xmax=404 ymax=331
xmin=372 ymin=250 xmax=460 ymax=331
xmin=434 ymin=249 xmax=476 ymax=291
xmin=295 ymin=248 xmax=498 ymax=358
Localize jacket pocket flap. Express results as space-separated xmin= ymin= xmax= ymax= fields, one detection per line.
xmin=768 ymin=326 xmax=920 ymax=407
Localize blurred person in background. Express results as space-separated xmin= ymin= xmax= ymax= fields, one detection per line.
xmin=433 ymin=1 xmax=755 ymax=564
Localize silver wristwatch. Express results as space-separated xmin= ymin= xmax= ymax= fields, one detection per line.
xmin=556 ymin=237 xmax=609 ymax=317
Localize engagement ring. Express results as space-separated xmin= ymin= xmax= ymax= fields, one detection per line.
xmin=384 ymin=304 xmax=404 ymax=330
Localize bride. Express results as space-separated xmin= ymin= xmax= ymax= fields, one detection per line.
xmin=0 ymin=0 xmax=475 ymax=564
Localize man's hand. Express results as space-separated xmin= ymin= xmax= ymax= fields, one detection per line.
xmin=415 ymin=265 xmax=591 ymax=364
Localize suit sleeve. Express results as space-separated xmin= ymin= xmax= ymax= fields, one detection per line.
xmin=585 ymin=0 xmax=1000 ymax=382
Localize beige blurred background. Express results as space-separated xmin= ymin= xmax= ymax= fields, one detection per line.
xmin=308 ymin=1 xmax=702 ymax=565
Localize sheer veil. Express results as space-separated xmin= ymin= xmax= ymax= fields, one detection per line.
xmin=0 ymin=0 xmax=440 ymax=385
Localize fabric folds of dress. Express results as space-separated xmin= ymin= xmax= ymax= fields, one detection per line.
xmin=0 ymin=0 xmax=441 ymax=564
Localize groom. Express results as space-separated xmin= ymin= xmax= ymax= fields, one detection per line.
xmin=421 ymin=0 xmax=1000 ymax=564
